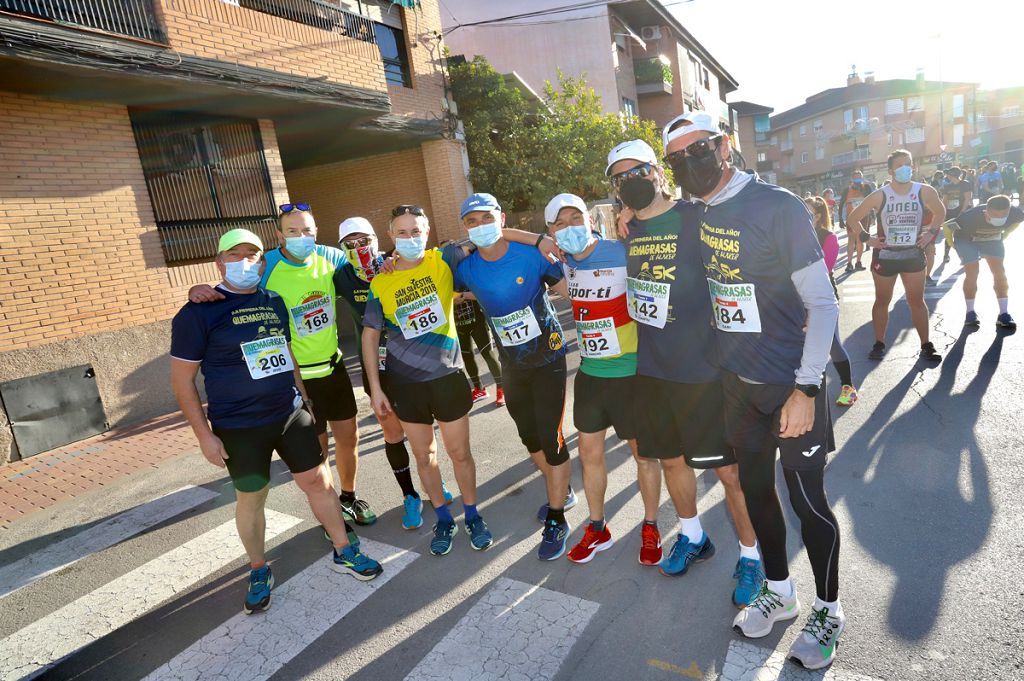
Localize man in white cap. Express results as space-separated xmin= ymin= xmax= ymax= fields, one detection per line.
xmin=171 ymin=228 xmax=383 ymax=615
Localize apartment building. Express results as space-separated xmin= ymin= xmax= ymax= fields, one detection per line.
xmin=0 ymin=0 xmax=473 ymax=461
xmin=974 ymin=87 xmax=1024 ymax=167
xmin=440 ymin=0 xmax=740 ymax=143
xmin=736 ymin=71 xmax=978 ymax=195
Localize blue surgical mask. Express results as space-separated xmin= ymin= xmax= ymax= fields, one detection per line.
xmin=987 ymin=215 xmax=1008 ymax=228
xmin=853 ymin=178 xmax=863 ymax=184
xmin=893 ymin=166 xmax=913 ymax=183
xmin=395 ymin=235 xmax=427 ymax=260
xmin=554 ymin=225 xmax=593 ymax=255
xmin=285 ymin=235 xmax=316 ymax=260
xmin=223 ymin=259 xmax=261 ymax=289
xmin=468 ymin=222 xmax=502 ymax=248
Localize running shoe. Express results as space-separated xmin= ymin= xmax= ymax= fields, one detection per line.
xmin=855 ymin=262 xmax=865 ymax=271
xmin=442 ymin=481 xmax=454 ymax=505
xmin=788 ymin=605 xmax=846 ymax=670
xmin=322 ymin=521 xmax=360 ymax=548
xmin=466 ymin=515 xmax=494 ymax=551
xmin=402 ymin=494 xmax=423 ymax=530
xmin=732 ymin=581 xmax=801 ymax=638
xmin=639 ymin=523 xmax=662 ymax=566
xmin=658 ymin=533 xmax=715 ymax=576
xmin=844 ymin=263 xmax=853 ymax=274
xmin=997 ymin=313 xmax=1017 ymax=330
xmin=926 ymin=276 xmax=938 ymax=287
xmin=430 ymin=520 xmax=458 ymax=556
xmin=471 ymin=387 xmax=488 ymax=402
xmin=868 ymin=341 xmax=885 ymax=360
xmin=495 ymin=388 xmax=506 ymax=407
xmin=536 ymin=487 xmax=578 ymax=523
xmin=331 ymin=545 xmax=383 ymax=581
xmin=835 ymin=385 xmax=858 ymax=407
xmin=965 ymin=311 xmax=980 ymax=328
xmin=920 ymin=342 xmax=942 ymax=362
xmin=340 ymin=496 xmax=377 ymax=526
xmin=567 ymin=522 xmax=614 ymax=564
xmin=538 ymin=518 xmax=570 ymax=561
xmin=243 ymin=564 xmax=274 ymax=615
xmin=732 ymin=557 xmax=765 ymax=608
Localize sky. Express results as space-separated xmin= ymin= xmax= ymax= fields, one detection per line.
xmin=667 ymin=0 xmax=1021 ymax=114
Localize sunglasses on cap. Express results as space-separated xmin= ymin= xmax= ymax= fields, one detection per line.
xmin=391 ymin=204 xmax=425 ymax=218
xmin=610 ymin=163 xmax=654 ymax=188
xmin=665 ymin=135 xmax=723 ymax=166
xmin=279 ymin=202 xmax=311 ymax=215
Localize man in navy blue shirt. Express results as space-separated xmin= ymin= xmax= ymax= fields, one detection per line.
xmin=170 ymin=228 xmax=382 ymax=615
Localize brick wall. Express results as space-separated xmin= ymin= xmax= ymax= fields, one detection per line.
xmin=387 ymin=2 xmax=447 ymax=121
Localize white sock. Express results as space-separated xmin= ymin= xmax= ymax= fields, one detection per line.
xmin=767 ymin=578 xmax=794 ymax=598
xmin=966 ymin=298 xmax=975 ymax=313
xmin=814 ymin=596 xmax=843 ymax=616
xmin=999 ymin=298 xmax=1009 ymax=314
xmin=738 ymin=541 xmax=760 ymax=561
xmin=678 ymin=515 xmax=704 ymax=544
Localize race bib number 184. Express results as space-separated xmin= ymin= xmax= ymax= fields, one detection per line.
xmin=708 ymin=279 xmax=762 ymax=333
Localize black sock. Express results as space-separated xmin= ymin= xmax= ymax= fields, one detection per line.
xmin=384 ymin=440 xmax=418 ymax=498
xmin=546 ymin=506 xmax=566 ymax=525
xmin=833 ymin=359 xmax=853 ymax=386
xmin=339 ymin=490 xmax=356 ymax=504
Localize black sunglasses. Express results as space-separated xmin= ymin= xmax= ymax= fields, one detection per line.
xmin=665 ymin=135 xmax=723 ymax=165
xmin=610 ymin=163 xmax=654 ymax=188
xmin=391 ymin=204 xmax=425 ymax=218
xmin=279 ymin=202 xmax=311 ymax=215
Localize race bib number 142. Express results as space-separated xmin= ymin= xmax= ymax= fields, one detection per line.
xmin=626 ymin=278 xmax=670 ymax=328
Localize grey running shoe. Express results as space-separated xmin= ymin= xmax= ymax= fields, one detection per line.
xmin=732 ymin=580 xmax=800 ymax=638
xmin=788 ymin=605 xmax=846 ymax=670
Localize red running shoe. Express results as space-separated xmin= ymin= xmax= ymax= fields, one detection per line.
xmin=566 ymin=522 xmax=614 ymax=564
xmin=471 ymin=387 xmax=488 ymax=403
xmin=639 ymin=523 xmax=662 ymax=566
xmin=495 ymin=388 xmax=506 ymax=407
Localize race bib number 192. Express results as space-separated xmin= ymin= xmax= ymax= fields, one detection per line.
xmin=396 ymin=292 xmax=447 ymax=339
xmin=626 ymin=277 xmax=670 ymax=328
xmin=576 ymin=317 xmax=621 ymax=358
xmin=708 ymin=279 xmax=761 ymax=333
xmin=240 ymin=335 xmax=293 ymax=380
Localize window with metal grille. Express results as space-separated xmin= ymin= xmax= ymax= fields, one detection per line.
xmin=130 ymin=112 xmax=278 ymax=264
xmin=375 ymin=22 xmax=411 ymax=87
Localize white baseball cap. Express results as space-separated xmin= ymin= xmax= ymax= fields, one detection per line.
xmin=663 ymin=110 xmax=720 ymax=150
xmin=338 ymin=216 xmax=375 ymax=242
xmin=544 ymin=193 xmax=588 ymax=225
xmin=605 ymin=139 xmax=659 ymax=176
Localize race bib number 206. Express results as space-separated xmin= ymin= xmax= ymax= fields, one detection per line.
xmin=240 ymin=335 xmax=294 ymax=380
xmin=707 ymin=279 xmax=761 ymax=333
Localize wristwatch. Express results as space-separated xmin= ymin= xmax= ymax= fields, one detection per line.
xmin=794 ymin=383 xmax=820 ymax=398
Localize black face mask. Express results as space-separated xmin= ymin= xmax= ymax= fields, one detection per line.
xmin=618 ymin=177 xmax=657 ymax=210
xmin=670 ymin=150 xmax=724 ymax=197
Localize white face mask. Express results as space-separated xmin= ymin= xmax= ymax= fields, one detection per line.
xmin=987 ymin=215 xmax=1008 ymax=228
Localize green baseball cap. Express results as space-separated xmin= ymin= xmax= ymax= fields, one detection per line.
xmin=217 ymin=228 xmax=264 ymax=254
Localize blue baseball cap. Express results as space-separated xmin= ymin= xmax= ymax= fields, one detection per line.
xmin=460 ymin=193 xmax=502 ymax=219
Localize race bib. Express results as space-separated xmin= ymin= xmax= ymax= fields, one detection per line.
xmin=492 ymin=307 xmax=541 ymax=347
xmin=626 ymin=277 xmax=670 ymax=328
xmin=396 ymin=292 xmax=446 ymax=340
xmin=708 ymin=279 xmax=762 ymax=333
xmin=945 ymin=199 xmax=960 ymax=210
xmin=973 ymin=230 xmax=1002 ymax=242
xmin=886 ymin=224 xmax=919 ymax=246
xmin=576 ymin=317 xmax=621 ymax=358
xmin=290 ymin=295 xmax=335 ymax=337
xmin=240 ymin=335 xmax=293 ymax=380
xmin=378 ymin=344 xmax=388 ymax=371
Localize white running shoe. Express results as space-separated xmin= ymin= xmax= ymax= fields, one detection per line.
xmin=788 ymin=605 xmax=846 ymax=670
xmin=732 ymin=580 xmax=801 ymax=638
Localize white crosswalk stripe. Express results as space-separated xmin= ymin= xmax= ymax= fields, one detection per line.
xmin=0 ymin=510 xmax=302 ymax=680
xmin=721 ymin=640 xmax=882 ymax=681
xmin=0 ymin=485 xmax=218 ymax=601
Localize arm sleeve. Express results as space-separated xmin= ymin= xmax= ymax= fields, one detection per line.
xmin=791 ymin=259 xmax=840 ymax=385
xmin=169 ymin=306 xmax=207 ymax=362
xmin=362 ymin=294 xmax=385 ymax=331
xmin=822 ymin=233 xmax=839 ymax=271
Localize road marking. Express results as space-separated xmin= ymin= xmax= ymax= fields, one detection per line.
xmin=144 ymin=538 xmax=417 ymax=681
xmin=0 ymin=510 xmax=302 ymax=680
xmin=404 ymin=577 xmax=599 ymax=681
xmin=841 ymin=292 xmax=953 ymax=303
xmin=721 ymin=640 xmax=882 ymax=681
xmin=647 ymin=658 xmax=702 ymax=677
xmin=0 ymin=486 xmax=219 ymax=600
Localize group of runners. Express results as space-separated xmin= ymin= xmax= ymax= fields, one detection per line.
xmin=168 ymin=107 xmax=1021 ymax=672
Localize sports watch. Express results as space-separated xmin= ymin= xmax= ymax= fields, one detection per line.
xmin=794 ymin=383 xmax=820 ymax=398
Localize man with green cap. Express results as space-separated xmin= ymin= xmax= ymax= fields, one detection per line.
xmin=171 ymin=228 xmax=383 ymax=616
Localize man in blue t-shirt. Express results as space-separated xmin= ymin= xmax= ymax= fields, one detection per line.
xmin=170 ymin=228 xmax=382 ymax=615
xmin=453 ymin=192 xmax=577 ymax=562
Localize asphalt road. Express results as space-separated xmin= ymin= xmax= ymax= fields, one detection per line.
xmin=1 ymin=232 xmax=1022 ymax=681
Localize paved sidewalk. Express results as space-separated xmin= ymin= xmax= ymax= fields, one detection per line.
xmin=0 ymin=412 xmax=198 ymax=527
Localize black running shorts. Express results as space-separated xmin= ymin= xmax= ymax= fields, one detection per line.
xmin=634 ymin=375 xmax=735 ymax=468
xmin=386 ymin=370 xmax=472 ymax=425
xmin=502 ymin=355 xmax=569 ymax=466
xmin=213 ymin=407 xmax=325 ymax=493
xmin=573 ymin=371 xmax=637 ymax=440
xmin=871 ymin=249 xmax=926 ymax=277
xmin=720 ymin=371 xmax=835 ymax=471
xmin=303 ymin=362 xmax=358 ymax=434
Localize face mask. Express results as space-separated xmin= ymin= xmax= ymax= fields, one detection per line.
xmin=223 ymin=259 xmax=261 ymax=289
xmin=344 ymin=240 xmax=381 ymax=281
xmin=893 ymin=166 xmax=913 ymax=183
xmin=467 ymin=221 xmax=502 ymax=248
xmin=554 ymin=224 xmax=593 ymax=255
xmin=987 ymin=215 xmax=1008 ymax=227
xmin=395 ymin=235 xmax=427 ymax=260
xmin=285 ymin=235 xmax=316 ymax=260
xmin=671 ymin=150 xmax=724 ymax=198
xmin=618 ymin=177 xmax=658 ymax=210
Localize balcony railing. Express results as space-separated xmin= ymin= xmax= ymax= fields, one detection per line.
xmin=832 ymin=147 xmax=871 ymax=167
xmin=0 ymin=0 xmax=164 ymax=42
xmin=237 ymin=0 xmax=376 ymax=44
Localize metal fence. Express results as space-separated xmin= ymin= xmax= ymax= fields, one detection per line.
xmin=237 ymin=0 xmax=376 ymax=44
xmin=0 ymin=0 xmax=164 ymax=42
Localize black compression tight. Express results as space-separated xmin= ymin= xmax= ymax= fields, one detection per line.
xmin=458 ymin=318 xmax=502 ymax=389
xmin=737 ymin=448 xmax=841 ymax=602
xmin=830 ymin=323 xmax=853 ymax=386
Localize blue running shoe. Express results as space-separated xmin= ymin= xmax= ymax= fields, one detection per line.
xmin=430 ymin=520 xmax=458 ymax=556
xmin=243 ymin=564 xmax=274 ymax=615
xmin=466 ymin=515 xmax=493 ymax=551
xmin=538 ymin=519 xmax=570 ymax=560
xmin=658 ymin=533 xmax=715 ymax=576
xmin=535 ymin=486 xmax=579 ymax=523
xmin=732 ymin=557 xmax=765 ymax=608
xmin=997 ymin=312 xmax=1017 ymax=330
xmin=965 ymin=311 xmax=980 ymax=328
xmin=442 ymin=482 xmax=454 ymax=505
xmin=332 ymin=545 xmax=383 ymax=581
xmin=402 ymin=494 xmax=424 ymax=530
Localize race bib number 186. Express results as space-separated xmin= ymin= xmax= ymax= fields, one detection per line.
xmin=396 ymin=292 xmax=447 ymax=340
xmin=708 ymin=279 xmax=762 ymax=333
